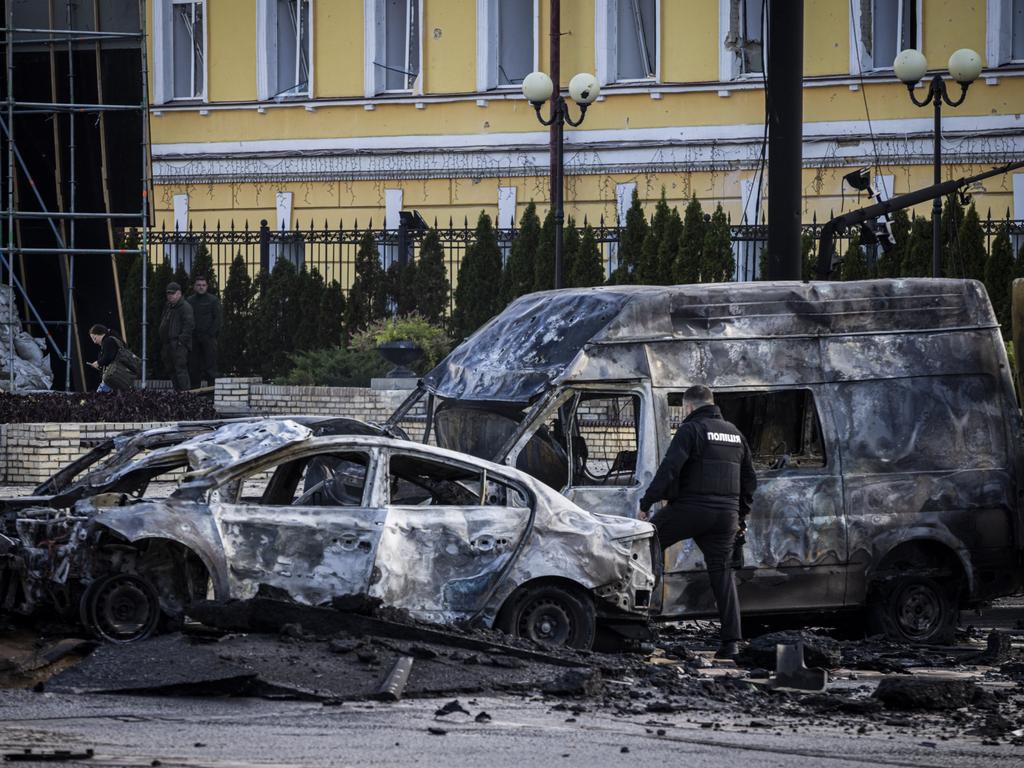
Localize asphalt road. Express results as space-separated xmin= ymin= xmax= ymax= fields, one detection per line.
xmin=1 ymin=688 xmax=1022 ymax=768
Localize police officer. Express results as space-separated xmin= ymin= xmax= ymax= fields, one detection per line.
xmin=639 ymin=384 xmax=757 ymax=659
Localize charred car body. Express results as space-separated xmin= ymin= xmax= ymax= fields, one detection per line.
xmin=390 ymin=279 xmax=1024 ymax=643
xmin=1 ymin=421 xmax=655 ymax=648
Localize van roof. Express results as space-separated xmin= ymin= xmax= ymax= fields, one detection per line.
xmin=423 ymin=279 xmax=995 ymax=404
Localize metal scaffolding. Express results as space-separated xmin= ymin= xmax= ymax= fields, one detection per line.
xmin=1 ymin=0 xmax=150 ymax=393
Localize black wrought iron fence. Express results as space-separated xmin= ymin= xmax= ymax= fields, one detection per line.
xmin=145 ymin=213 xmax=1024 ymax=314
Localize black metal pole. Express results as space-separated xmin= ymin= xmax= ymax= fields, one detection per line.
xmin=932 ymin=78 xmax=942 ymax=277
xmin=765 ymin=0 xmax=803 ymax=280
xmin=550 ymin=0 xmax=563 ymax=290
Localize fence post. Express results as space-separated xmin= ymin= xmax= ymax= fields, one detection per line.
xmin=397 ymin=217 xmax=409 ymax=268
xmin=258 ymin=218 xmax=270 ymax=274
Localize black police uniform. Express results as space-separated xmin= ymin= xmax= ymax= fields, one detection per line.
xmin=639 ymin=403 xmax=757 ymax=646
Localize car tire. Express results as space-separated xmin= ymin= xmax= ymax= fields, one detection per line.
xmin=82 ymin=573 xmax=162 ymax=644
xmin=496 ymin=584 xmax=596 ymax=650
xmin=867 ymin=574 xmax=958 ymax=645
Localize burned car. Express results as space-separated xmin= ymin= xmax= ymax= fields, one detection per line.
xmin=389 ymin=279 xmax=1024 ymax=643
xmin=0 ymin=420 xmax=656 ymax=649
xmin=0 ymin=416 xmax=386 ymax=517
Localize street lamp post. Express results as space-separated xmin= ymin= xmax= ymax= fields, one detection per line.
xmin=893 ymin=47 xmax=982 ymax=278
xmin=522 ymin=71 xmax=600 ymax=289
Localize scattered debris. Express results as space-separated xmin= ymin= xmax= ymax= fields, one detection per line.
xmin=872 ymin=677 xmax=981 ymax=710
xmin=376 ymin=656 xmax=414 ymax=702
xmin=769 ymin=643 xmax=828 ymax=691
xmin=3 ymin=748 xmax=94 ymax=762
xmin=736 ymin=632 xmax=841 ymax=670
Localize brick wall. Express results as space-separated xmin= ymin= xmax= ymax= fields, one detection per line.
xmin=0 ymin=421 xmax=173 ymax=485
xmin=0 ymin=379 xmax=429 ymax=485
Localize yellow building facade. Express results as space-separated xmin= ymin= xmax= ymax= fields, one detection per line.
xmin=147 ymin=0 xmax=1024 ymax=249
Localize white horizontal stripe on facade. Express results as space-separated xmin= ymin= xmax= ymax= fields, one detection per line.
xmin=151 ymin=114 xmax=1024 ymax=184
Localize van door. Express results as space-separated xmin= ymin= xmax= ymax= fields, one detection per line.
xmin=502 ymin=382 xmax=655 ymax=517
xmin=658 ymin=388 xmax=848 ymax=618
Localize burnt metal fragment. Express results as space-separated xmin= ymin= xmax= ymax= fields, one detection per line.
xmin=375 ymin=656 xmax=414 ymax=702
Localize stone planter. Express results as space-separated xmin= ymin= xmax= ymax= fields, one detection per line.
xmin=377 ymin=340 xmax=423 ymax=379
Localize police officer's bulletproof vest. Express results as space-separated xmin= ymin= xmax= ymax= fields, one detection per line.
xmin=677 ymin=410 xmax=745 ymax=497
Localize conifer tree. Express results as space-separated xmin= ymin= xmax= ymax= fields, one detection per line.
xmin=657 ymin=206 xmax=683 ymax=285
xmin=840 ymin=230 xmax=868 ymax=280
xmin=700 ymin=204 xmax=735 ymax=283
xmin=172 ymin=256 xmax=189 ymax=294
xmin=801 ymin=230 xmax=817 ymax=282
xmin=120 ymin=255 xmax=143 ymax=351
xmin=249 ymin=259 xmax=300 ymax=380
xmin=637 ymin=191 xmax=671 ymax=284
xmin=220 ymin=254 xmax=253 ymax=375
xmin=317 ymin=279 xmax=346 ymax=349
xmin=416 ymin=229 xmax=449 ymax=325
xmin=985 ymin=224 xmax=1015 ymax=338
xmin=940 ymin=195 xmax=966 ymax=277
xmin=344 ymin=231 xmax=388 ymax=336
xmin=190 ymin=242 xmax=218 ymax=290
xmin=562 ymin=218 xmax=581 ymax=288
xmin=956 ymin=203 xmax=987 ymax=282
xmin=385 ymin=259 xmax=419 ymax=316
xmin=902 ymin=215 xmax=933 ymax=277
xmin=609 ymin=190 xmax=647 ymax=284
xmin=533 ymin=208 xmax=556 ymax=291
xmin=452 ymin=211 xmax=504 ymax=339
xmin=570 ymin=224 xmax=605 ymax=287
xmin=500 ymin=202 xmax=540 ymax=304
xmin=674 ymin=195 xmax=704 ymax=284
xmin=294 ymin=268 xmax=327 ymax=352
xmin=149 ymin=259 xmax=174 ymax=377
xmin=877 ymin=209 xmax=910 ymax=278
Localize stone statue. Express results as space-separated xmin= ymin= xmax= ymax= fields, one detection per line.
xmin=0 ymin=284 xmax=53 ymax=392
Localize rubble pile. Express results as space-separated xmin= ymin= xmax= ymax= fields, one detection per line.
xmin=3 ymin=605 xmax=1024 ymax=747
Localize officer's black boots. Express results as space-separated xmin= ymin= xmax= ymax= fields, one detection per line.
xmin=715 ymin=641 xmax=740 ymax=660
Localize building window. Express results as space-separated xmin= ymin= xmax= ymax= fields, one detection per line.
xmin=366 ymin=0 xmax=421 ymax=95
xmin=987 ymin=0 xmax=1024 ymax=67
xmin=596 ymin=0 xmax=658 ymax=84
xmin=152 ymin=1 xmax=207 ymax=104
xmin=171 ymin=1 xmax=205 ymax=99
xmin=851 ymin=0 xmax=921 ymax=73
xmin=720 ymin=0 xmax=764 ymax=81
xmin=257 ymin=0 xmax=312 ymax=100
xmin=477 ymin=0 xmax=538 ymax=91
xmin=1016 ymin=0 xmax=1024 ymax=59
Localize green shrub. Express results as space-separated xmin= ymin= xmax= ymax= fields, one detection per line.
xmin=283 ymin=347 xmax=389 ymax=388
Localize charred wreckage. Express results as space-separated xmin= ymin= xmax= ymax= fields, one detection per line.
xmin=0 ymin=419 xmax=656 ymax=649
xmin=3 ymin=278 xmax=1024 ymax=652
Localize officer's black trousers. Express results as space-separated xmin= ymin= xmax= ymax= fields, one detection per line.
xmin=651 ymin=503 xmax=741 ymax=644
xmin=189 ymin=335 xmax=218 ymax=387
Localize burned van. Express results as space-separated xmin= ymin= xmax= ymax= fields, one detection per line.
xmin=389 ymin=279 xmax=1024 ymax=643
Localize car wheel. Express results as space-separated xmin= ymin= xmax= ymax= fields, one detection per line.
xmin=83 ymin=573 xmax=162 ymax=644
xmin=867 ymin=574 xmax=957 ymax=645
xmin=497 ymin=585 xmax=596 ymax=650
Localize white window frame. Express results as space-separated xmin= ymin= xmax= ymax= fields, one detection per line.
xmin=476 ymin=0 xmax=540 ymax=92
xmin=152 ymin=0 xmax=208 ymax=104
xmin=849 ymin=0 xmax=924 ymax=75
xmin=595 ymin=0 xmax=661 ymax=86
xmin=718 ymin=0 xmax=767 ymax=82
xmin=257 ymin=0 xmax=314 ymax=101
xmin=987 ymin=0 xmax=1024 ymax=67
xmin=365 ymin=0 xmax=424 ymax=96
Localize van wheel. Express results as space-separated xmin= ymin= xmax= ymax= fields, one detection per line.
xmin=867 ymin=574 xmax=957 ymax=645
xmin=496 ymin=584 xmax=596 ymax=650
